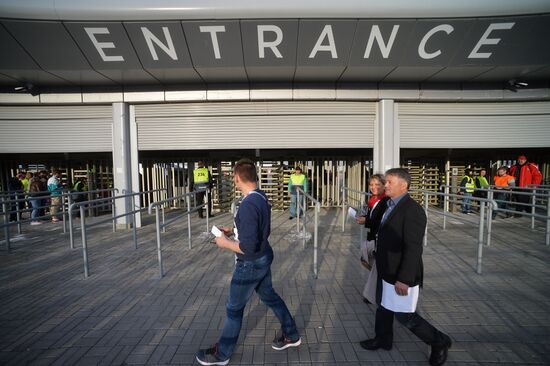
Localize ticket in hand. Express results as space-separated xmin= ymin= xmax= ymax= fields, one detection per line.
xmin=211 ymin=225 xmax=223 ymax=238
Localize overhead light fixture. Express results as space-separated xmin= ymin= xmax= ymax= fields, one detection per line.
xmin=13 ymin=82 xmax=40 ymax=96
xmin=504 ymin=79 xmax=529 ymax=93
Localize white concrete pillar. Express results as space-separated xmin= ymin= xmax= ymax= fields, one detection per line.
xmin=112 ymin=102 xmax=138 ymax=228
xmin=373 ymin=99 xmax=400 ymax=174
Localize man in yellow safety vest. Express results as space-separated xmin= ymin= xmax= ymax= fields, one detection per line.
xmin=288 ymin=166 xmax=307 ymax=220
xmin=459 ymin=169 xmax=475 ymax=214
xmin=192 ymin=161 xmax=212 ymax=218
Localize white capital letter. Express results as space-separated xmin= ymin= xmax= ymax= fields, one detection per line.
xmin=141 ymin=27 xmax=177 ymax=61
xmin=85 ymin=27 xmax=124 ymax=62
xmin=200 ymin=25 xmax=226 ymax=59
xmin=309 ymin=25 xmax=337 ymax=59
xmin=364 ymin=25 xmax=399 ymax=59
xmin=418 ymin=24 xmax=454 ymax=59
xmin=468 ymin=22 xmax=515 ymax=59
xmin=258 ymin=25 xmax=283 ymax=58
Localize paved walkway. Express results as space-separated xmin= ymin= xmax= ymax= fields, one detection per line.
xmin=0 ymin=208 xmax=549 ymax=365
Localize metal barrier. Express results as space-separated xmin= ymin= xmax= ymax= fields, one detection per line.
xmin=69 ymin=190 xmax=159 ymax=278
xmin=148 ymin=189 xmax=210 ymax=278
xmin=295 ymin=187 xmax=321 ymax=278
xmin=1 ymin=188 xmax=117 ymax=250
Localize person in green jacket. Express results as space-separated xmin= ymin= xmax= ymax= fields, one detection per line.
xmin=288 ymin=166 xmax=307 ymax=220
xmin=474 ymin=168 xmax=489 ymax=199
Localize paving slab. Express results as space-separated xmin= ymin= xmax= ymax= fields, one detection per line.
xmin=0 ymin=208 xmax=549 ymax=365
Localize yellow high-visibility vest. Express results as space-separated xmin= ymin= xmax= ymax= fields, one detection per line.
xmin=462 ymin=176 xmax=475 ymax=193
xmin=194 ymin=167 xmax=209 ymax=184
xmin=290 ymin=173 xmax=305 ymax=186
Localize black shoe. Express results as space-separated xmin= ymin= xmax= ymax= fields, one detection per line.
xmin=289 ymin=216 xmax=294 ymax=220
xmin=429 ymin=334 xmax=452 ymax=366
xmin=359 ymin=338 xmax=392 ymax=351
xmin=195 ymin=344 xmax=229 ymax=365
xmin=271 ymin=330 xmax=301 ymax=350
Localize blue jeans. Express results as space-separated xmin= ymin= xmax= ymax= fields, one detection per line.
xmin=289 ymin=194 xmax=304 ymax=218
xmin=461 ymin=192 xmax=472 ymax=213
xmin=217 ymin=254 xmax=299 ymax=360
xmin=29 ymin=197 xmax=42 ymax=220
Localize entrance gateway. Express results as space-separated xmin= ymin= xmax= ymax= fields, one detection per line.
xmin=0 ymin=1 xmax=549 ymax=225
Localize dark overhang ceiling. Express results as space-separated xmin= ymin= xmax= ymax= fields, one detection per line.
xmin=0 ymin=13 xmax=549 ymax=88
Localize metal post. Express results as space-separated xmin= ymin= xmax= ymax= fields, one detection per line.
xmin=2 ymin=199 xmax=10 ymax=251
xmin=341 ymin=188 xmax=346 ymax=232
xmin=206 ymin=189 xmax=210 ymax=233
xmin=487 ymin=191 xmax=494 ymax=247
xmin=68 ymin=194 xmax=74 ymax=249
xmin=296 ymin=190 xmax=300 ymax=233
xmin=477 ymin=202 xmax=486 ymax=274
xmin=302 ymin=196 xmax=306 ymax=249
xmin=61 ymin=194 xmax=67 ymax=234
xmin=423 ymin=192 xmax=428 ymax=246
xmin=187 ymin=194 xmax=192 ymax=249
xmin=80 ymin=206 xmax=89 ymax=278
xmin=132 ymin=194 xmax=137 ymax=249
xmin=314 ymin=203 xmax=319 ymax=279
xmin=531 ymin=188 xmax=536 ymax=230
xmin=443 ymin=187 xmax=448 ymax=230
xmin=155 ymin=207 xmax=164 ymax=277
xmin=112 ymin=199 xmax=116 ymax=233
xmin=15 ymin=198 xmax=21 ymax=234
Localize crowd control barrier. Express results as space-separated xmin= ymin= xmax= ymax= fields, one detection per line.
xmin=148 ymin=189 xmax=209 ymax=278
xmin=295 ymin=187 xmax=321 ymax=278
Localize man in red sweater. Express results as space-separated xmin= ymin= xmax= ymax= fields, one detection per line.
xmin=509 ymin=155 xmax=542 ymax=215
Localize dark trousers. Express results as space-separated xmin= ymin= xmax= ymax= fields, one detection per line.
xmin=196 ymin=190 xmax=211 ymax=218
xmin=374 ymin=278 xmax=446 ymax=347
xmin=514 ymin=192 xmax=530 ymax=213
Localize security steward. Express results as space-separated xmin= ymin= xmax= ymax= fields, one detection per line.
xmin=288 ymin=166 xmax=307 ymax=220
xmin=192 ymin=161 xmax=213 ymax=218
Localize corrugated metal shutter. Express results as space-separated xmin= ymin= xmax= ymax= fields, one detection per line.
xmin=0 ymin=105 xmax=112 ymax=153
xmin=135 ymin=101 xmax=375 ymax=150
xmin=399 ymin=102 xmax=550 ymax=148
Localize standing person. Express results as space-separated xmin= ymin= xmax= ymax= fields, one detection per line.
xmin=195 ymin=159 xmax=300 ymax=366
xmin=47 ymin=170 xmax=63 ymax=222
xmin=288 ymin=166 xmax=307 ymax=220
xmin=493 ymin=166 xmax=515 ymax=219
xmin=355 ymin=174 xmax=389 ymax=304
xmin=21 ymin=171 xmax=32 ymax=193
xmin=192 ymin=161 xmax=213 ymax=218
xmin=38 ymin=171 xmax=49 ymax=217
xmin=509 ymin=155 xmax=542 ymax=215
xmin=474 ymin=169 xmax=489 ymax=199
xmin=459 ymin=169 xmax=475 ymax=214
xmin=360 ymin=168 xmax=452 ymax=366
xmin=28 ymin=176 xmax=44 ymax=225
xmin=72 ymin=177 xmax=88 ymax=218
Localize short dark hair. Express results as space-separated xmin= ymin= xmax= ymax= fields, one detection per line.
xmin=385 ymin=168 xmax=411 ymax=189
xmin=234 ymin=158 xmax=257 ymax=183
xmin=498 ymin=166 xmax=509 ymax=173
xmin=295 ymin=166 xmax=302 ymax=171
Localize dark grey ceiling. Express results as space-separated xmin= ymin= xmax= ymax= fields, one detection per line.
xmin=0 ymin=15 xmax=549 ymax=88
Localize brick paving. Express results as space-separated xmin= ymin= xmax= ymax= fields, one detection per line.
xmin=0 ymin=208 xmax=549 ymax=365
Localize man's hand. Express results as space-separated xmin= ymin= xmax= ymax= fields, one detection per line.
xmin=394 ymin=281 xmax=409 ymax=296
xmin=214 ymin=234 xmax=228 ymax=249
xmin=356 ymin=216 xmax=366 ymax=225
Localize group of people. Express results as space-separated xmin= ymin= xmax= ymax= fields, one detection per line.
xmin=5 ymin=170 xmax=87 ymax=225
xmin=195 ymin=160 xmax=451 ymax=366
xmin=459 ymin=155 xmax=543 ymax=218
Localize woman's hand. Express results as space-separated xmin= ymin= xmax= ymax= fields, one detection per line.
xmin=356 ymin=216 xmax=366 ymax=225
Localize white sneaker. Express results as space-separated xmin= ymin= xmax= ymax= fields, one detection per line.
xmin=31 ymin=221 xmax=43 ymax=225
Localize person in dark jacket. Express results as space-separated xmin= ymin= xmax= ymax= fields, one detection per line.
xmin=356 ymin=174 xmax=389 ymax=304
xmin=360 ymin=168 xmax=452 ymax=366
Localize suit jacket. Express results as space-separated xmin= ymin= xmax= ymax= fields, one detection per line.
xmin=376 ymin=193 xmax=426 ymax=287
xmin=364 ymin=196 xmax=390 ymax=241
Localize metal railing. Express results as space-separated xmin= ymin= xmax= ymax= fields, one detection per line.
xmin=295 ymin=187 xmax=321 ymax=278
xmin=1 ymin=188 xmax=117 ymax=250
xmin=148 ymin=189 xmax=210 ymax=278
xmin=69 ymin=189 xmax=163 ymax=278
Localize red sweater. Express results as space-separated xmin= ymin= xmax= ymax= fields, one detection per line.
xmin=509 ymin=162 xmax=542 ymax=187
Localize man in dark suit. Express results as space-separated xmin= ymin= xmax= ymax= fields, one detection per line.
xmin=360 ymin=168 xmax=452 ymax=366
